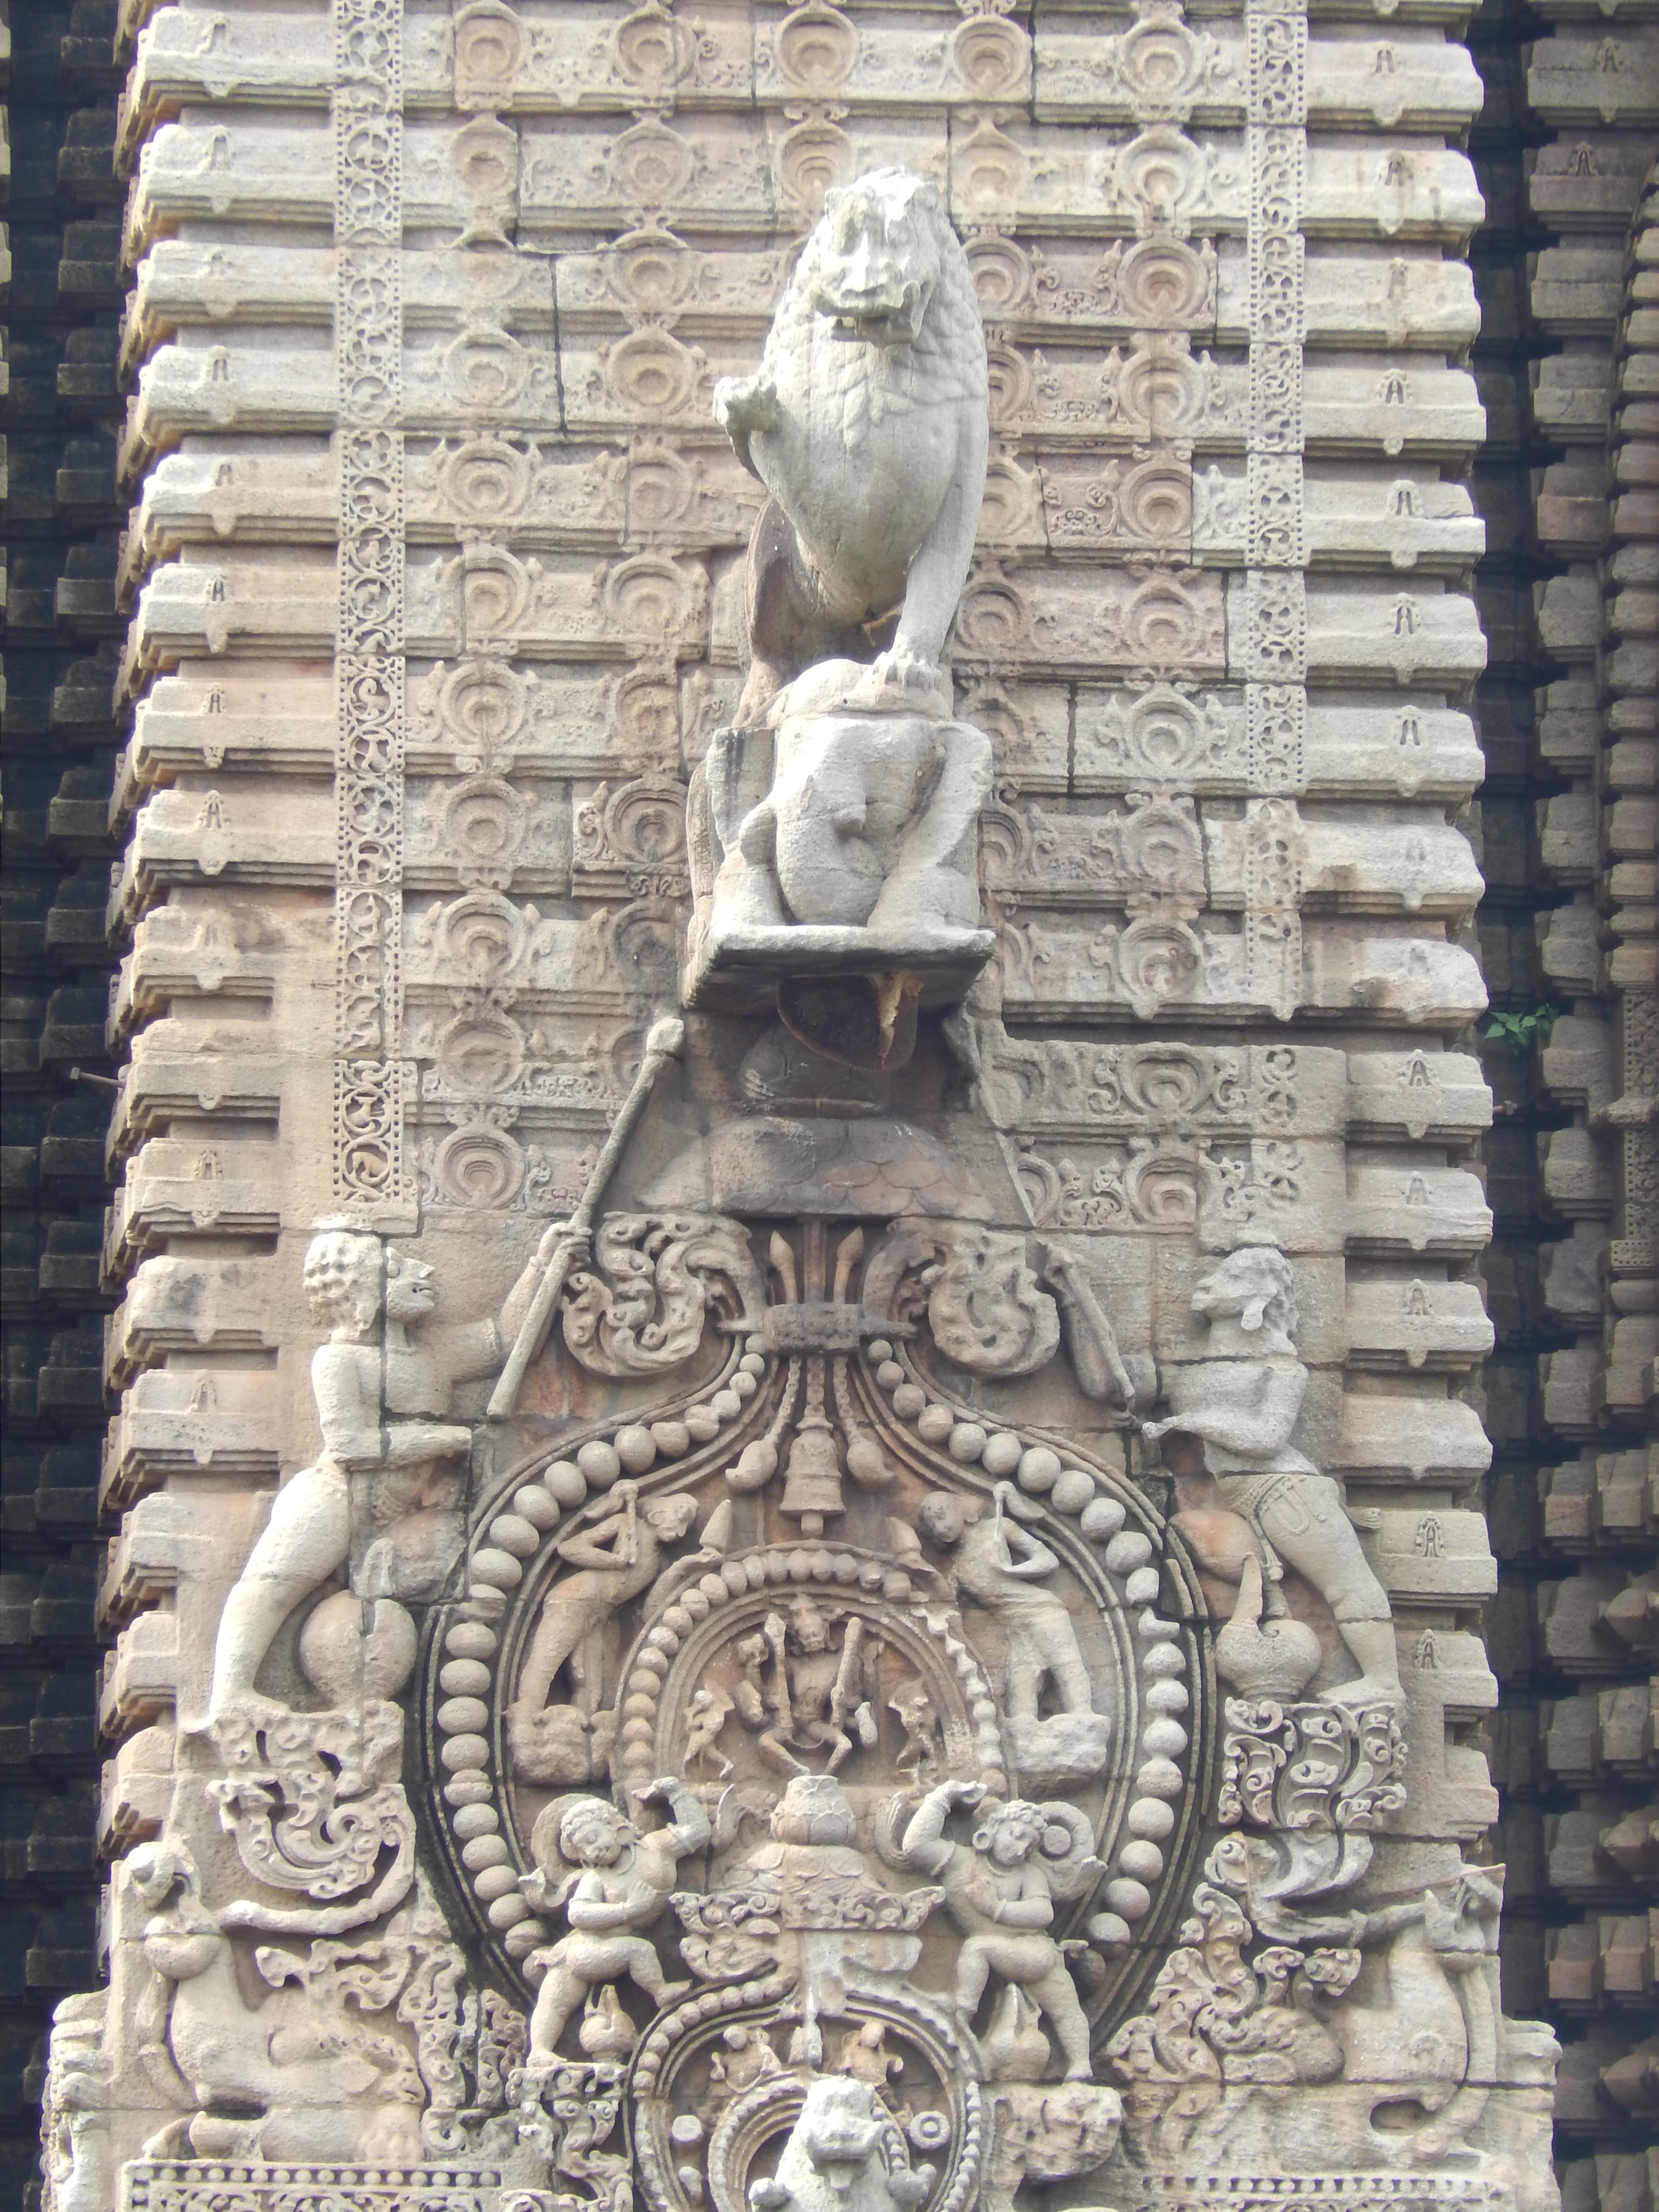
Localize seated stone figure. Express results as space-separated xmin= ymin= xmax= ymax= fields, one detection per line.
xmin=686 ymin=656 xmax=997 ymax=1056
xmin=703 ymin=659 xmax=991 ymax=945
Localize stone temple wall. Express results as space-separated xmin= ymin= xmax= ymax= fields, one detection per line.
xmin=1501 ymin=26 xmax=1657 ymax=2200
xmin=0 ymin=0 xmax=1643 ymax=2207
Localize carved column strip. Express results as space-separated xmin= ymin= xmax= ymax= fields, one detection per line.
xmin=1244 ymin=0 xmax=1306 ymax=1022
xmin=331 ymin=0 xmax=410 ymax=1223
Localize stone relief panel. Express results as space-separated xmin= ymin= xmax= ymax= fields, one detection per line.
xmin=69 ymin=2 xmax=1555 ymax=2211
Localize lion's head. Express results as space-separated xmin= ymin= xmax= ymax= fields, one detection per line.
xmin=803 ymin=168 xmax=955 ymax=346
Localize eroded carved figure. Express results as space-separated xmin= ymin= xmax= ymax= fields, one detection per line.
xmin=125 ymin=1839 xmax=424 ymax=2162
xmin=1147 ymin=1247 xmax=1403 ymax=1707
xmin=697 ymin=661 xmax=993 ymax=950
xmin=919 ymin=1489 xmax=1112 ymax=1786
xmin=39 ymin=1995 xmax=110 ymax=2212
xmin=750 ymin=2074 xmax=933 ymax=2212
xmin=509 ymin=1485 xmax=702 ymax=1784
xmin=208 ymin=1221 xmax=577 ymax=1726
xmin=1108 ymin=1693 xmax=1543 ymax=2178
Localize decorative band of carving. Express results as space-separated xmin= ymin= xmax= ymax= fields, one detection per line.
xmin=122 ymin=2164 xmax=500 ymax=2212
xmin=332 ymin=0 xmax=409 ymax=1218
xmin=1245 ymin=686 xmax=1305 ymax=796
xmin=1126 ymin=2182 xmax=1509 ymax=2212
xmin=1245 ymin=0 xmax=1309 ymax=127
xmin=1246 ymin=0 xmax=1306 ymax=998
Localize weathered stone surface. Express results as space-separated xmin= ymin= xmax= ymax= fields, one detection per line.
xmin=44 ymin=4 xmax=1565 ymax=2211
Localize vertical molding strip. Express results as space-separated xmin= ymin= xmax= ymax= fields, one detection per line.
xmin=332 ymin=0 xmax=410 ymax=1224
xmin=1244 ymin=0 xmax=1307 ymax=1023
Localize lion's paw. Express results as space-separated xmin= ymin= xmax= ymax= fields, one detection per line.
xmin=873 ymin=649 xmax=939 ymax=688
xmin=713 ymin=372 xmax=777 ymax=433
xmin=861 ymin=650 xmax=950 ymax=716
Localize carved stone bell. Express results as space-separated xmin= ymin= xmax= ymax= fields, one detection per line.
xmin=779 ymin=1358 xmax=845 ymax=1535
xmin=779 ymin=1422 xmax=845 ymax=1533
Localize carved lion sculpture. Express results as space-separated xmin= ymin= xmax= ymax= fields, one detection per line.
xmin=714 ymin=168 xmax=989 ymax=724
xmin=749 ymin=2073 xmax=933 ymax=2212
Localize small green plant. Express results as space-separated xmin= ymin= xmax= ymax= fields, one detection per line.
xmin=1482 ymin=1003 xmax=1558 ymax=1053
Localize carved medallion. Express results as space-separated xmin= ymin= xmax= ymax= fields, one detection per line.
xmin=419 ymin=1214 xmax=1208 ymax=2212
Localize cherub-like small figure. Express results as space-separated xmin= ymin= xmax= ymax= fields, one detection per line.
xmin=733 ymin=1633 xmax=771 ymax=1729
xmin=887 ymin=1677 xmax=940 ymax=1783
xmin=897 ymin=1780 xmax=1100 ymax=2081
xmin=837 ymin=2019 xmax=903 ymax=2091
xmin=709 ymin=2024 xmax=783 ymax=2095
xmin=521 ymin=1779 xmax=710 ymax=2064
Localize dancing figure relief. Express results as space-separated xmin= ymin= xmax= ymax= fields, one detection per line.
xmin=510 ymin=1484 xmax=704 ymax=1784
xmin=521 ymin=1781 xmax=710 ymax=2073
xmin=920 ymin=1487 xmax=1111 ymax=1788
xmin=895 ymin=1782 xmax=1105 ymax=2084
xmin=745 ymin=1599 xmax=880 ymax=1777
